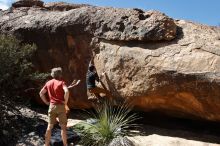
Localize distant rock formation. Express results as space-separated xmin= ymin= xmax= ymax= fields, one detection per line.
xmin=1 ymin=1 xmax=220 ymax=121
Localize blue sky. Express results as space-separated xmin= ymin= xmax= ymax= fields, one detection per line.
xmin=1 ymin=0 xmax=219 ymax=26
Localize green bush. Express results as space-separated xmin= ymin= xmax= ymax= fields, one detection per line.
xmin=73 ymin=101 xmax=139 ymax=146
xmin=0 ymin=35 xmax=44 ymax=96
xmin=0 ymin=35 xmax=48 ymax=145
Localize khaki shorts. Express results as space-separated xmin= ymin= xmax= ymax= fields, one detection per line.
xmin=48 ymin=104 xmax=67 ymax=125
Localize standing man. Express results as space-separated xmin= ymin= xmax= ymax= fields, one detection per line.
xmin=39 ymin=67 xmax=80 ymax=146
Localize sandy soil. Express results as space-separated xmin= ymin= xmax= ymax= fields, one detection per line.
xmin=128 ymin=135 xmax=219 ymax=146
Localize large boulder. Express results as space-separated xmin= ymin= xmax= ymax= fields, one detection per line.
xmin=0 ymin=5 xmax=176 ymax=109
xmin=1 ymin=3 xmax=220 ymax=121
xmin=94 ymin=21 xmax=220 ymax=121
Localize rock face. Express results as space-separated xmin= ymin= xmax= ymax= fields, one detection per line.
xmin=12 ymin=0 xmax=44 ymax=8
xmin=44 ymin=2 xmax=90 ymax=11
xmin=90 ymin=9 xmax=176 ymax=41
xmin=1 ymin=2 xmax=220 ymax=121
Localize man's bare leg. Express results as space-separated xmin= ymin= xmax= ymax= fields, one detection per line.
xmin=60 ymin=124 xmax=67 ymax=146
xmin=45 ymin=124 xmax=53 ymax=146
xmin=89 ymin=87 xmax=113 ymax=99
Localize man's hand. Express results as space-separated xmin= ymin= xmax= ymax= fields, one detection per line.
xmin=102 ymin=71 xmax=106 ymax=76
xmin=100 ymin=71 xmax=106 ymax=78
xmin=68 ymin=80 xmax=81 ymax=89
xmin=70 ymin=79 xmax=77 ymax=85
xmin=65 ymin=104 xmax=70 ymax=113
xmin=76 ymin=80 xmax=81 ymax=85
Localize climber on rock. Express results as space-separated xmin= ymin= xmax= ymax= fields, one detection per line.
xmin=86 ymin=58 xmax=112 ymax=101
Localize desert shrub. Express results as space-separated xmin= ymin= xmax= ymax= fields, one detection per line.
xmin=0 ymin=35 xmax=48 ymax=145
xmin=73 ymin=101 xmax=139 ymax=146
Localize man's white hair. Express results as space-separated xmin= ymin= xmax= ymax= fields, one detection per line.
xmin=51 ymin=67 xmax=62 ymax=78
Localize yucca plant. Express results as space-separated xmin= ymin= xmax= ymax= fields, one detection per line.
xmin=74 ymin=100 xmax=139 ymax=146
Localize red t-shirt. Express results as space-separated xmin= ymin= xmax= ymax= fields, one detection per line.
xmin=43 ymin=79 xmax=66 ymax=104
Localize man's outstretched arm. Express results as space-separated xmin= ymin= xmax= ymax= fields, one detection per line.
xmin=68 ymin=80 xmax=81 ymax=89
xmin=39 ymin=88 xmax=50 ymax=105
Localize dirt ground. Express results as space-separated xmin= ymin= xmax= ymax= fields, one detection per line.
xmin=16 ymin=105 xmax=220 ymax=146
